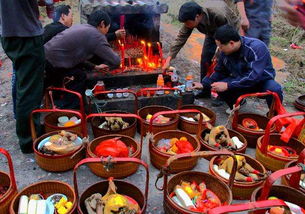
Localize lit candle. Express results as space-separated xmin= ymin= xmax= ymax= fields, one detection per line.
xmin=147 ymin=43 xmax=152 ymax=59
xmin=141 ymin=40 xmax=147 ymax=57
xmin=157 ymin=42 xmax=163 ymax=60
xmin=121 ymin=43 xmax=125 ymax=69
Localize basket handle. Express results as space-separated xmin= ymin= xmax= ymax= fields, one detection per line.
xmin=260 ymin=112 xmax=305 ymax=154
xmin=208 ymin=199 xmax=288 ymax=214
xmin=288 ymin=149 xmax=305 ymax=189
xmin=86 ymin=113 xmax=144 ymax=148
xmin=259 ymin=163 xmax=305 ymax=201
xmin=137 ymin=87 xmax=182 ymax=108
xmin=232 ymin=91 xmax=282 ymax=129
xmin=149 ymin=109 xmax=203 ymax=139
xmin=0 ymin=148 xmax=17 ymax=191
xmin=73 ymin=157 xmax=149 ymax=213
xmin=88 ymin=89 xmax=138 ymax=113
xmin=156 ymin=150 xmax=237 ymax=194
xmin=46 ymin=87 xmax=85 ymax=118
xmin=30 ymin=109 xmax=86 ymax=141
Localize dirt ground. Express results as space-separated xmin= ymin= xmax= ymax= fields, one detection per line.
xmin=0 ymin=0 xmax=303 ymax=213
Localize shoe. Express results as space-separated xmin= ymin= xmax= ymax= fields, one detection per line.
xmin=195 ymin=90 xmax=211 ymax=99
xmin=226 ymin=108 xmax=232 ymax=115
xmin=212 ymin=98 xmax=224 ymax=107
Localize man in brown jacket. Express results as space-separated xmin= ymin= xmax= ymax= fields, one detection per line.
xmin=163 ymin=1 xmax=238 ymax=98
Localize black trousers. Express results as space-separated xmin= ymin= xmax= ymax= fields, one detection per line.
xmin=1 ymin=36 xmax=45 ymax=153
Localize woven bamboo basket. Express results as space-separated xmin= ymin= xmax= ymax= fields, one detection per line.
xmin=199 ymin=127 xmax=248 ymax=155
xmin=74 ymin=158 xmax=149 ymax=214
xmin=250 ymin=165 xmax=305 ymax=214
xmin=178 ymin=105 xmax=216 ymax=134
xmin=32 ymin=130 xmax=85 ymax=172
xmin=137 ymin=105 xmax=178 ymax=135
xmin=86 ymin=113 xmax=143 ymax=178
xmin=231 ymin=92 xmax=279 ymax=148
xmin=155 ymin=151 xmax=236 ymax=214
xmin=209 ymin=154 xmax=267 ymax=200
xmin=43 ymin=87 xmax=86 ymax=137
xmin=149 ymin=110 xmax=203 ymax=173
xmin=0 ymin=148 xmax=17 ymax=214
xmin=294 ymin=95 xmax=305 ymax=111
xmin=209 ymin=199 xmax=290 ymax=214
xmin=89 ymin=111 xmax=137 ymax=138
xmin=10 ymin=180 xmax=77 ymax=214
xmin=256 ymin=112 xmax=305 ymax=172
xmin=281 ymin=149 xmax=305 ymax=193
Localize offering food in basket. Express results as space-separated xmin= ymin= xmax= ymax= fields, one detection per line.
xmin=213 ymin=155 xmax=266 ymax=182
xmin=266 ymin=196 xmax=305 ymax=214
xmin=242 ymin=118 xmax=263 ymax=131
xmin=98 ymin=117 xmax=129 ymax=131
xmin=146 ymin=114 xmax=171 ymax=124
xmin=17 ymin=193 xmax=73 ymax=214
xmin=181 ymin=112 xmax=210 ymax=123
xmin=94 ymin=137 xmax=135 ymax=158
xmin=169 ymin=180 xmax=222 ymax=213
xmin=156 ymin=137 xmax=194 ymax=154
xmin=57 ymin=116 xmax=81 ymax=127
xmin=38 ymin=131 xmax=83 ymax=155
xmin=85 ymin=178 xmax=140 ymax=214
xmin=202 ymin=126 xmax=244 ymax=150
xmin=0 ymin=185 xmax=8 ymax=198
xmin=267 ymin=146 xmax=298 ymax=158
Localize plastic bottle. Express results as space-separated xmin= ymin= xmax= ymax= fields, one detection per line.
xmin=185 ymin=72 xmax=193 ymax=92
xmin=156 ymin=74 xmax=164 ymax=95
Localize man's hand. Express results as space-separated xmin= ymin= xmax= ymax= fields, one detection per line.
xmin=162 ymin=56 xmax=172 ymax=71
xmin=241 ymin=16 xmax=250 ymax=32
xmin=192 ymin=82 xmax=203 ymax=89
xmin=211 ymin=82 xmax=228 ymax=92
xmin=95 ymin=64 xmax=109 ymax=71
xmin=115 ymin=29 xmax=126 ymax=39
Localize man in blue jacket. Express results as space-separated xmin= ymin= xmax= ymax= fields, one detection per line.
xmin=193 ymin=25 xmax=283 ymax=111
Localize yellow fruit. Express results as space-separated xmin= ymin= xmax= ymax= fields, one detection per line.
xmin=170 ymin=138 xmax=179 ymax=145
xmin=179 ymin=137 xmax=187 ymax=141
xmin=146 ymin=114 xmax=153 ymax=121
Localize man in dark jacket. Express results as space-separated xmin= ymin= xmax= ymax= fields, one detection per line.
xmin=43 ymin=4 xmax=73 ymax=43
xmin=162 ymin=1 xmax=239 ymax=98
xmin=193 ymin=25 xmax=283 ymax=110
xmin=44 ymin=10 xmax=120 ymax=101
xmin=0 ymin=0 xmax=44 ymax=153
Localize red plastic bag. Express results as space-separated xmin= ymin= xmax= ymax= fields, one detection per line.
xmin=94 ymin=138 xmax=129 ymax=157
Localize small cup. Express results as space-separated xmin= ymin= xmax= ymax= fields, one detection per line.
xmin=116 ymin=88 xmax=123 ymax=98
xmin=123 ymin=88 xmax=129 ymax=98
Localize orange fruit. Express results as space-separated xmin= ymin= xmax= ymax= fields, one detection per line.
xmin=170 ymin=138 xmax=179 ymax=145
xmin=64 ymin=121 xmax=76 ymax=127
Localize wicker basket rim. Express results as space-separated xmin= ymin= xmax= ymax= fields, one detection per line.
xmin=165 ymin=171 xmax=232 ymax=213
xmin=78 ymin=180 xmax=146 ymax=213
xmin=251 ymin=184 xmax=305 ymax=202
xmin=90 ymin=116 xmax=137 ymax=131
xmin=44 ymin=112 xmax=81 ymax=129
xmin=150 ymin=130 xmax=201 ymax=157
xmin=199 ymin=128 xmax=248 ymax=152
xmin=33 ymin=130 xmax=84 ymax=158
xmin=209 ymin=154 xmax=266 ymax=186
xmin=87 ymin=134 xmax=141 ymax=158
xmin=257 ymin=134 xmax=304 ymax=161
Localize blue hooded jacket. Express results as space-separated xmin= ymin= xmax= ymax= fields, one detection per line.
xmin=203 ymin=36 xmax=276 ymax=89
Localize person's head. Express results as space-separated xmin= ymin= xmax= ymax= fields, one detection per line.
xmin=214 ymin=25 xmax=241 ymax=55
xmin=178 ymin=2 xmax=203 ymax=29
xmin=53 ymin=5 xmax=73 ymax=27
xmin=88 ymin=10 xmax=111 ymax=35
